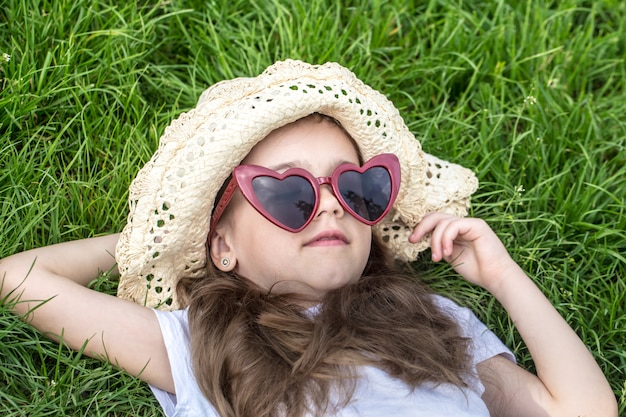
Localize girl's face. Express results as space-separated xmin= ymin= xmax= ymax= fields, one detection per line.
xmin=210 ymin=117 xmax=372 ymax=300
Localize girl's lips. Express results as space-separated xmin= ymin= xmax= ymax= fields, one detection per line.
xmin=304 ymin=230 xmax=349 ymax=246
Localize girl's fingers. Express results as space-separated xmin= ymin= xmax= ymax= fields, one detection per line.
xmin=429 ymin=217 xmax=452 ymax=261
xmin=411 ymin=213 xmax=458 ymax=261
xmin=411 ymin=213 xmax=482 ymax=262
xmin=436 ymin=217 xmax=467 ymax=261
xmin=409 ymin=212 xmax=450 ymax=242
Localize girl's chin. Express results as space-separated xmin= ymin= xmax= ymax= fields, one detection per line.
xmin=269 ymin=275 xmax=358 ymax=299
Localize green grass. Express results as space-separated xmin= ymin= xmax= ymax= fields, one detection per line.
xmin=1 ymin=0 xmax=624 ymax=415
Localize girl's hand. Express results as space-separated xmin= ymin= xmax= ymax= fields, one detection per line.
xmin=409 ymin=213 xmax=519 ymax=292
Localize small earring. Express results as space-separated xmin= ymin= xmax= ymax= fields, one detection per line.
xmin=221 ymin=258 xmax=230 ymax=267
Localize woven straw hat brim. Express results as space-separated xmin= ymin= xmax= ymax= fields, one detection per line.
xmin=115 ymin=60 xmax=478 ymax=310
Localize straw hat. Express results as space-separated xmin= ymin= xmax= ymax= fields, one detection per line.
xmin=115 ymin=60 xmax=478 ymax=310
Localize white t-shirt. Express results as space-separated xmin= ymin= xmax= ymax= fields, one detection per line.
xmin=150 ymin=296 xmax=514 ymax=416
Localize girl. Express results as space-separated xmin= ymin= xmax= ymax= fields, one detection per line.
xmin=0 ymin=60 xmax=616 ymax=416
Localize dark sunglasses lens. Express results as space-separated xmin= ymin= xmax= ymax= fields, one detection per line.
xmin=251 ymin=176 xmax=315 ymax=230
xmin=338 ymin=167 xmax=392 ymax=222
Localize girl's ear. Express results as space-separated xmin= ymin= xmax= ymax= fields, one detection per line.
xmin=209 ymin=227 xmax=237 ymax=272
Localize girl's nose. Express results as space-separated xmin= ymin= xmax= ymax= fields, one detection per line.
xmin=315 ymin=185 xmax=345 ymax=219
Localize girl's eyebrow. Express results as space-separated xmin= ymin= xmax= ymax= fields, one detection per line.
xmin=267 ymin=161 xmax=304 ymax=171
xmin=268 ymin=159 xmax=357 ymax=172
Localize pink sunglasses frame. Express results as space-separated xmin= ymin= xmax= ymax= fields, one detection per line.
xmin=210 ymin=153 xmax=401 ymax=234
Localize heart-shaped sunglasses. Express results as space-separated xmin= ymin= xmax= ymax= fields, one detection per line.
xmin=210 ymin=153 xmax=401 ymax=233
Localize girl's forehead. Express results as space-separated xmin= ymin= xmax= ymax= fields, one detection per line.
xmin=242 ymin=117 xmax=360 ymax=169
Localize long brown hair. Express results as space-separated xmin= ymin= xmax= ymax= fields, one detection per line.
xmin=177 ymin=235 xmax=472 ymax=417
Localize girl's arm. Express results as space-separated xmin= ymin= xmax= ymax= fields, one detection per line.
xmin=410 ymin=213 xmax=617 ymax=417
xmin=0 ymin=235 xmax=174 ymax=393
